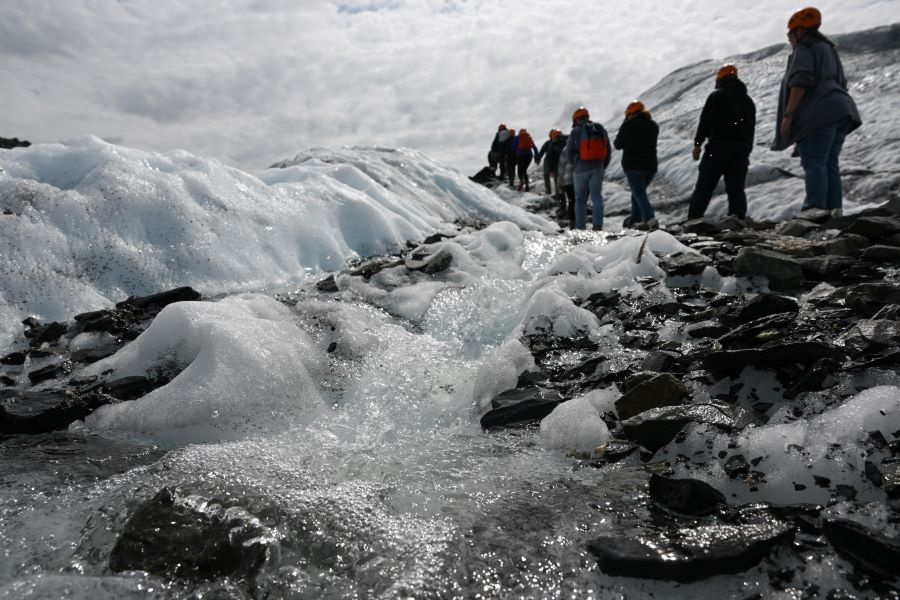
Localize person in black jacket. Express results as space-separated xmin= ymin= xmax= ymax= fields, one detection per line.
xmin=614 ymin=101 xmax=659 ymax=229
xmin=688 ymin=63 xmax=756 ymax=220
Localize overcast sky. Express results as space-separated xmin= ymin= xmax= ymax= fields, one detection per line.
xmin=1 ymin=1 xmax=894 ymax=175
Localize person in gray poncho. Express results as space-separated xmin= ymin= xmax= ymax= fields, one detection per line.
xmin=772 ymin=7 xmax=862 ymax=214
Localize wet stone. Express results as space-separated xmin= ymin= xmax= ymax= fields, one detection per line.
xmin=733 ymin=247 xmax=805 ymax=292
xmin=615 ymin=373 xmax=689 ymax=421
xmin=0 ymin=389 xmax=115 ymax=434
xmin=109 ymin=486 xmax=277 ymax=582
xmin=860 ymin=245 xmax=900 ymax=264
xmin=621 ymin=402 xmax=759 ymax=452
xmin=480 ymin=386 xmax=563 ymax=431
xmin=648 ymin=474 xmax=726 ymax=516
xmin=588 ymin=521 xmax=794 ymax=582
xmin=116 ymin=286 xmax=202 ymax=313
xmin=823 ymin=518 xmax=900 ymax=579
xmin=658 ymin=252 xmax=712 ymax=277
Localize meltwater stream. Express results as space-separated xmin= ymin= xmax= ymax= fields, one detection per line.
xmin=0 ymin=227 xmax=697 ymax=599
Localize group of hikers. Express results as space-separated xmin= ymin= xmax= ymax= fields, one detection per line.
xmin=486 ymin=7 xmax=862 ymax=231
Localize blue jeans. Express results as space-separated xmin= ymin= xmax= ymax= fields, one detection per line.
xmin=797 ymin=124 xmax=847 ymax=211
xmin=573 ymin=168 xmax=605 ymax=229
xmin=625 ymin=170 xmax=656 ymax=223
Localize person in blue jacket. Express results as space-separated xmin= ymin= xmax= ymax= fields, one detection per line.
xmin=565 ymin=107 xmax=612 ymax=230
xmin=771 ymin=7 xmax=862 ymax=214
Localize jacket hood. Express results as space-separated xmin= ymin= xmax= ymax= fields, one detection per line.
xmin=718 ymin=76 xmax=748 ymax=96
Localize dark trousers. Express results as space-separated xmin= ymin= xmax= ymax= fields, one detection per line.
xmin=516 ymin=155 xmax=533 ymax=190
xmin=507 ymin=155 xmax=517 ymax=186
xmin=563 ymin=183 xmax=576 ymax=228
xmin=688 ymin=141 xmax=750 ymax=219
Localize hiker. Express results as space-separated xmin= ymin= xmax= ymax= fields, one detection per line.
xmin=505 ymin=129 xmax=518 ymax=187
xmin=687 ymin=63 xmax=756 ymax=221
xmin=515 ymin=128 xmax=539 ymax=191
xmin=771 ymin=7 xmax=861 ymax=214
xmin=489 ymin=124 xmax=509 ymax=178
xmin=536 ymin=130 xmax=559 ymax=195
xmin=556 ymin=137 xmax=576 ymax=228
xmin=565 ymin=106 xmax=612 ymax=230
xmin=614 ymin=101 xmax=659 ymax=230
xmin=542 ymin=129 xmax=567 ymax=198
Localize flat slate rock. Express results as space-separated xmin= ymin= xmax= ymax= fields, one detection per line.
xmin=0 ymin=389 xmax=114 ymax=434
xmin=588 ymin=521 xmax=793 ymax=581
xmin=823 ymin=518 xmax=900 ymax=579
xmin=620 ymin=402 xmax=759 ymax=451
xmin=703 ymin=341 xmax=845 ymax=376
xmin=480 ymin=386 xmax=563 ymax=430
xmin=648 ymin=474 xmax=726 ymax=516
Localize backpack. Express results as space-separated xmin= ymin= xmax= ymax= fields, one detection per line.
xmin=518 ymin=131 xmax=534 ymax=150
xmin=579 ymin=122 xmax=609 ymax=161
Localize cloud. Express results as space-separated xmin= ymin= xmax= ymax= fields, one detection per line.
xmin=0 ymin=0 xmax=895 ymax=175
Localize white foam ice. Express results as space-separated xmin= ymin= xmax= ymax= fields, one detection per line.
xmin=77 ymin=294 xmax=325 ymax=443
xmin=0 ymin=138 xmax=555 ymax=351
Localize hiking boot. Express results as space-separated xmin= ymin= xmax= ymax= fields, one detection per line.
xmin=633 ymin=221 xmax=649 ymax=231
xmin=647 ymin=217 xmax=659 ymax=231
xmin=831 ymin=208 xmax=843 ymax=217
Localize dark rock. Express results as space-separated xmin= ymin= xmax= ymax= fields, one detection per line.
xmin=405 ymin=247 xmax=453 ymax=274
xmin=846 ymin=216 xmax=900 ymax=240
xmin=648 ymin=474 xmax=726 ymax=516
xmin=684 ymin=321 xmax=730 ymax=339
xmin=658 ymin=252 xmax=712 ymax=277
xmin=703 ymin=341 xmax=845 ymax=377
xmin=109 ymin=486 xmax=277 ymax=581
xmin=349 ymin=257 xmax=403 ymax=279
xmin=823 ymin=518 xmax=900 ymax=579
xmin=882 ymin=232 xmax=900 ymax=248
xmin=615 ymin=373 xmax=689 ymax=421
xmin=0 ymin=137 xmax=31 ymax=149
xmin=841 ymin=282 xmax=900 ymax=317
xmin=104 ymin=375 xmax=165 ymax=400
xmin=71 ymin=342 xmax=122 ymax=364
xmin=27 ymin=361 xmax=72 ymax=384
xmin=641 ymin=350 xmax=682 ymax=373
xmin=813 ymin=234 xmax=870 ymax=257
xmin=796 ymin=255 xmax=858 ymax=281
xmin=621 ymin=402 xmax=759 ymax=452
xmin=860 ymin=244 xmax=900 ymax=264
xmin=480 ymin=386 xmax=563 ymax=430
xmin=733 ymin=248 xmax=805 ymax=292
xmin=588 ymin=521 xmax=793 ymax=581
xmin=598 ymin=439 xmax=639 ymax=462
xmin=776 ymin=219 xmax=821 ymax=237
xmin=835 ymin=319 xmax=900 ymax=357
xmin=783 ymin=358 xmax=839 ymax=399
xmin=25 ymin=321 xmax=68 ymax=347
xmin=724 ymin=454 xmax=750 ymax=478
xmin=0 ymin=389 xmax=115 ymax=434
xmin=73 ymin=309 xmax=128 ymax=333
xmin=682 ymin=219 xmax=721 ymax=235
xmin=116 ymin=286 xmax=202 ymax=313
xmin=1 ymin=351 xmax=26 ymax=366
xmin=717 ymin=313 xmax=800 ymax=348
xmin=728 ymin=294 xmax=799 ymax=326
xmin=315 ymin=274 xmax=338 ymax=292
xmin=583 ymin=290 xmax=620 ymax=311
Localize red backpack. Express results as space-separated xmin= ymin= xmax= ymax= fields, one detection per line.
xmin=518 ymin=130 xmax=534 ymax=150
xmin=579 ymin=122 xmax=609 ymax=161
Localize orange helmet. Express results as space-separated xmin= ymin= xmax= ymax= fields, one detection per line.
xmin=716 ymin=63 xmax=738 ymax=80
xmin=625 ymin=101 xmax=645 ymax=116
xmin=572 ymin=106 xmax=589 ymax=121
xmin=788 ymin=7 xmax=821 ymax=30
